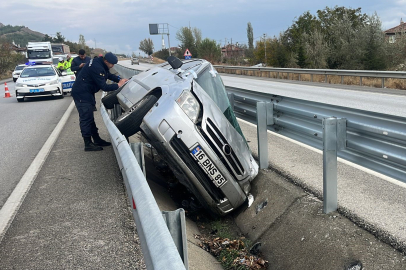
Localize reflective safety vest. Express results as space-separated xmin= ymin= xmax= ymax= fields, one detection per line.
xmin=57 ymin=61 xmax=67 ymax=70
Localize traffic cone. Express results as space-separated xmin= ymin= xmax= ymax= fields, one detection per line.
xmin=4 ymin=83 xmax=11 ymax=98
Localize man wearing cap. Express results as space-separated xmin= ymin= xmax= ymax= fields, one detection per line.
xmin=71 ymin=52 xmax=128 ymax=151
xmin=71 ymin=49 xmax=90 ymax=77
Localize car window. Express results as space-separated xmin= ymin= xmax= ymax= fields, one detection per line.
xmin=194 ymin=66 xmax=246 ymax=140
xmin=15 ymin=65 xmax=25 ymax=71
xmin=195 ymin=67 xmax=229 ymax=112
xmin=37 ymin=67 xmax=56 ymax=76
xmin=20 ymin=67 xmax=56 ymax=78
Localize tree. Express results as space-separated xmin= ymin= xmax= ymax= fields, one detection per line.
xmin=79 ymin=34 xmax=86 ymax=49
xmin=176 ymin=26 xmax=201 ymax=57
xmin=197 ymin=38 xmax=221 ymax=63
xmin=153 ymin=49 xmax=169 ymax=60
xmin=302 ymin=29 xmax=328 ymax=68
xmin=317 ymin=6 xmax=368 ymax=69
xmin=54 ymin=32 xmax=65 ymax=43
xmin=247 ymin=22 xmax=254 ymax=50
xmin=139 ymin=38 xmax=154 ymax=55
xmin=361 ymin=13 xmax=386 ymax=70
xmin=0 ymin=38 xmax=25 ymax=78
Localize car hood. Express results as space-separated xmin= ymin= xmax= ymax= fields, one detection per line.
xmin=192 ymin=81 xmax=259 ymax=181
xmin=17 ymin=76 xmax=58 ymax=84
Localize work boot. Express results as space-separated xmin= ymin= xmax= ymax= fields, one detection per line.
xmin=84 ymin=137 xmax=103 ymax=151
xmin=92 ymin=134 xmax=111 ymax=147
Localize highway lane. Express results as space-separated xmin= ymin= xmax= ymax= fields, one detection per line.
xmin=221 ymin=75 xmax=406 ymax=117
xmin=0 ymin=82 xmax=72 ymax=209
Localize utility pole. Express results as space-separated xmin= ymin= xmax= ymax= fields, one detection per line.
xmin=263 ymin=34 xmax=266 ymax=66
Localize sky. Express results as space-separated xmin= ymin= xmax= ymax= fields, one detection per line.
xmin=1 ymin=0 xmax=405 ymax=57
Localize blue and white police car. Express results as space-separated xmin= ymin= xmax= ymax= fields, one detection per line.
xmin=15 ymin=64 xmax=75 ymax=102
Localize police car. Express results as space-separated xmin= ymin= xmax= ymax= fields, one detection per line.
xmin=12 ymin=64 xmax=26 ymax=82
xmin=15 ymin=64 xmax=75 ymax=102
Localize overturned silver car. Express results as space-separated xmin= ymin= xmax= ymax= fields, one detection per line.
xmin=102 ymin=56 xmax=258 ymax=216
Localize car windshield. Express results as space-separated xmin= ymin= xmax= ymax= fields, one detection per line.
xmin=195 ymin=66 xmax=245 ymax=140
xmin=27 ymin=50 xmax=51 ymax=59
xmin=15 ymin=65 xmax=25 ymax=71
xmin=20 ymin=67 xmax=56 ymax=78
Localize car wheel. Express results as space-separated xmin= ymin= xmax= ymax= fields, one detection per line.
xmin=13 ymin=78 xmax=17 ymax=82
xmin=114 ymin=95 xmax=158 ymax=137
xmin=17 ymin=98 xmax=24 ymax=102
xmin=102 ymin=88 xmax=122 ymax=109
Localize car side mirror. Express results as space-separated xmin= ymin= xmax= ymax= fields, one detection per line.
xmin=167 ymin=56 xmax=183 ymax=69
xmin=61 ymin=71 xmax=67 ymax=76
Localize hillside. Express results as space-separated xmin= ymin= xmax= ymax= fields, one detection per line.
xmin=0 ymin=23 xmax=45 ymax=47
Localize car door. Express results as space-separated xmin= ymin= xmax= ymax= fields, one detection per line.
xmin=56 ymin=67 xmax=75 ymax=92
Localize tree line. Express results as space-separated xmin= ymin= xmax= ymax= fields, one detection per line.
xmin=140 ymin=6 xmax=405 ymax=71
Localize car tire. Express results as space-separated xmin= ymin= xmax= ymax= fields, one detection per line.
xmin=114 ymin=95 xmax=158 ymax=137
xmin=17 ymin=98 xmax=24 ymax=102
xmin=102 ymin=88 xmax=122 ymax=109
xmin=13 ymin=78 xmax=17 ymax=82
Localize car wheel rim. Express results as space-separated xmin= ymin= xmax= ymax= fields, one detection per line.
xmin=117 ymin=96 xmax=149 ymax=122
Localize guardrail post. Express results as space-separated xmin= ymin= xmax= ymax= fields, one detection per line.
xmin=360 ymin=77 xmax=363 ymax=86
xmin=162 ymin=209 xmax=189 ymax=269
xmin=382 ymin=78 xmax=385 ymax=88
xmin=322 ymin=117 xmax=338 ymax=214
xmin=325 ymin=74 xmax=327 ymax=83
xmin=256 ymin=101 xmax=273 ymax=169
xmin=228 ymin=93 xmax=235 ymax=111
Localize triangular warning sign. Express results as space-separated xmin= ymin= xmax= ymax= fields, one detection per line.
xmin=183 ymin=49 xmax=192 ymax=56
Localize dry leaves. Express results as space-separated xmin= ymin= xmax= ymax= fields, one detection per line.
xmin=195 ymin=234 xmax=268 ymax=269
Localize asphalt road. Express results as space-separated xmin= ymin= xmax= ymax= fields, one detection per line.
xmin=0 ymin=81 xmax=72 ymax=209
xmin=221 ymin=74 xmax=406 ymax=117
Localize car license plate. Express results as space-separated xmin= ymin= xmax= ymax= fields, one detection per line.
xmin=30 ymin=88 xmax=44 ymax=93
xmin=191 ymin=145 xmax=227 ymax=187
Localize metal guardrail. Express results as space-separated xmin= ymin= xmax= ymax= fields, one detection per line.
xmin=100 ymin=103 xmax=187 ymax=270
xmin=227 ymin=86 xmax=406 ymax=212
xmin=214 ymin=65 xmax=406 ymax=88
xmin=114 ymin=64 xmax=142 ymax=79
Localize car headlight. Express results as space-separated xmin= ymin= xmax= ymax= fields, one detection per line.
xmin=176 ymin=90 xmax=200 ymax=123
xmin=16 ymin=83 xmax=25 ymax=87
xmin=45 ymin=79 xmax=58 ymax=86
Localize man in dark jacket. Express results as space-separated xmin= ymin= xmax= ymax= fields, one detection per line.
xmin=71 ymin=52 xmax=128 ymax=151
xmin=71 ymin=49 xmax=90 ymax=77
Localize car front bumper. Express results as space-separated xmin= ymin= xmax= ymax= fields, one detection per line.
xmin=15 ymin=85 xmax=63 ymax=98
xmin=141 ymin=96 xmax=253 ymax=215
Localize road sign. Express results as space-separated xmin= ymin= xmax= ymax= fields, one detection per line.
xmin=184 ymin=49 xmax=192 ymax=59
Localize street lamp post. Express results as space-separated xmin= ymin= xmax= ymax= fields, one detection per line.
xmin=263 ymin=34 xmax=266 ymax=66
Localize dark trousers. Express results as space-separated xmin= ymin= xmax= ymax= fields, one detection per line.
xmin=74 ymin=100 xmax=98 ymax=138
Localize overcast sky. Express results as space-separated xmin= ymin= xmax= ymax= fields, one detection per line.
xmin=1 ymin=0 xmax=405 ymax=56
